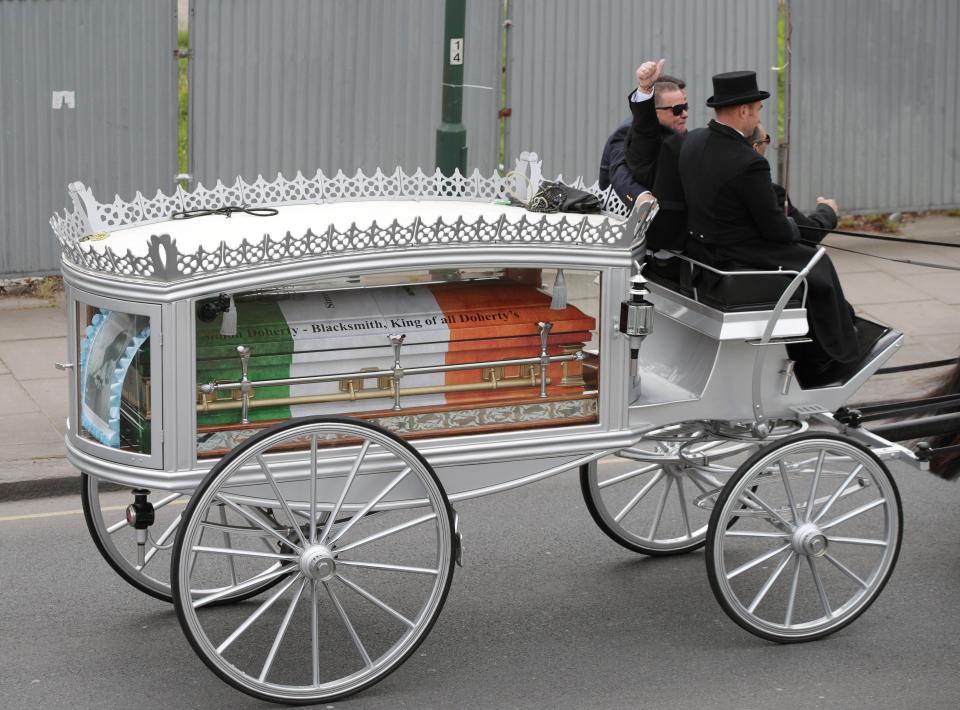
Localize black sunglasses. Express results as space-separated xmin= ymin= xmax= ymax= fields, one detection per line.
xmin=655 ymin=102 xmax=689 ymax=116
xmin=753 ymin=135 xmax=772 ymax=146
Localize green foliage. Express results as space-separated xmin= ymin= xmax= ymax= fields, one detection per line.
xmin=178 ymin=29 xmax=189 ymax=175
xmin=776 ymin=4 xmax=786 ymax=142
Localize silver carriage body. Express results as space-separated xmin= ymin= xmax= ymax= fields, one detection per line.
xmin=52 ymin=157 xmax=914 ymax=705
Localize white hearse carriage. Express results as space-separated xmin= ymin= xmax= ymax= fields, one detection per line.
xmin=52 ymin=157 xmax=915 ymax=704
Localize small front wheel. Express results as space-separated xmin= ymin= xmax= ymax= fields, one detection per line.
xmin=706 ymin=433 xmax=902 ymax=643
xmin=172 ymin=416 xmax=457 ymax=705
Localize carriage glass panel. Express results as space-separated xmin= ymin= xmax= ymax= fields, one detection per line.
xmin=193 ymin=267 xmax=601 ymax=459
xmin=75 ymin=301 xmax=153 ymax=455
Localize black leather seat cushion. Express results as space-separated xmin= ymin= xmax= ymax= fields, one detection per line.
xmin=644 ymin=254 xmax=803 ymax=312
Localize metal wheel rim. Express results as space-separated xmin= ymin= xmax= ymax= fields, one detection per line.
xmin=173 ymin=418 xmax=454 ymax=703
xmin=709 ymin=436 xmax=900 ymax=640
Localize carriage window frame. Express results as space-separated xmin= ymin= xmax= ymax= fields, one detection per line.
xmin=190 ymin=266 xmax=603 ymax=462
xmin=68 ymin=287 xmax=164 ymax=469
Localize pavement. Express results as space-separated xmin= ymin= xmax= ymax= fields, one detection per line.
xmin=0 ymin=213 xmax=958 ymax=501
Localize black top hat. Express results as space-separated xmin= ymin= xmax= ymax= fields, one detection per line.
xmin=705 ymin=70 xmax=770 ymax=108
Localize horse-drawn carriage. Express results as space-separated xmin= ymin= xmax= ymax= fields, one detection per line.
xmin=52 ymin=156 xmax=921 ymax=704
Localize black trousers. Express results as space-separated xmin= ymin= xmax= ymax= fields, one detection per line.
xmin=686 ymin=239 xmax=860 ymax=364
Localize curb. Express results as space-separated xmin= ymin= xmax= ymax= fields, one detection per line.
xmin=0 ymin=458 xmax=80 ymax=502
xmin=0 ymin=476 xmax=80 ymax=502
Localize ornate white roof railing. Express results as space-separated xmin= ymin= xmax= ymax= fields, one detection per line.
xmin=51 ymin=153 xmax=645 ymax=283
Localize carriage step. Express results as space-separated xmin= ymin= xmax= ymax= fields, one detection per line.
xmin=791 ymin=404 xmax=827 ymax=416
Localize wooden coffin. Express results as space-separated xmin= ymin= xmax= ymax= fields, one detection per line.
xmin=194 ymin=280 xmax=598 ymax=457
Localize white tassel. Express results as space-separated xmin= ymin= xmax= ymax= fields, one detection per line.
xmin=550 ymin=269 xmax=567 ymax=310
xmin=220 ymin=294 xmax=237 ymax=336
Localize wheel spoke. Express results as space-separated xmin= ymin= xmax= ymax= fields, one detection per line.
xmin=807 ymin=557 xmax=833 ymax=619
xmin=724 ymin=530 xmax=789 ymax=539
xmin=784 ymin=553 xmax=802 ymax=626
xmin=739 ymin=489 xmax=793 ymax=531
xmin=337 ymin=560 xmax=440 ymax=576
xmin=826 ymin=535 xmax=888 ymax=547
xmin=259 ymin=578 xmax=307 ymax=682
xmin=333 ymin=512 xmax=437 ymax=554
xmin=215 ymin=573 xmax=302 ymax=653
xmin=192 ymin=563 xmax=297 ymax=609
xmin=687 ymin=468 xmax=725 ymax=491
xmin=139 ymin=513 xmax=181 ymax=570
xmin=309 ymin=434 xmax=318 ymax=544
xmin=805 ymin=450 xmax=827 ymax=522
xmin=813 ymin=464 xmax=864 ymax=524
xmin=647 ymin=475 xmax=673 ymax=540
xmin=747 ymin=551 xmax=794 ymax=613
xmin=219 ymin=504 xmax=238 ymax=587
xmin=613 ymin=470 xmax=665 ymax=523
xmin=824 ymin=552 xmax=869 ymax=589
xmin=216 ymin=494 xmax=301 ymax=551
xmin=598 ymin=462 xmax=660 ymax=489
xmin=778 ymin=461 xmax=800 ymax=524
xmin=257 ymin=455 xmax=308 ymax=549
xmin=676 ymin=477 xmax=692 ymax=539
xmin=311 ymin=580 xmax=320 ymax=686
xmin=325 ymin=580 xmax=373 ymax=668
xmin=336 ymin=574 xmax=415 ymax=628
xmin=191 ymin=545 xmax=300 ymax=561
xmin=327 ymin=466 xmax=412 ymax=547
xmin=819 ymin=498 xmax=885 ymax=531
xmin=726 ymin=543 xmax=792 ymax=580
xmin=319 ymin=440 xmax=371 ymax=545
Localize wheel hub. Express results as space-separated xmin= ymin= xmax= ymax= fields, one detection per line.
xmin=792 ymin=523 xmax=828 ymax=558
xmin=299 ymin=545 xmax=337 ymax=581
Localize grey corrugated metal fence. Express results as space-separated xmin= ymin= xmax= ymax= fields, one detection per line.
xmin=186 ymin=0 xmax=502 ymax=186
xmin=505 ymin=0 xmax=780 ymax=183
xmin=0 ymin=0 xmax=178 ymax=277
xmin=3 ymin=0 xmax=958 ymax=277
xmin=788 ymin=0 xmax=960 ymax=213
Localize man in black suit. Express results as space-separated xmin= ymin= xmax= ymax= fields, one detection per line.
xmin=598 ymin=118 xmax=649 ymax=207
xmin=623 ymin=59 xmax=688 ymax=251
xmin=679 ymin=71 xmax=860 ymax=378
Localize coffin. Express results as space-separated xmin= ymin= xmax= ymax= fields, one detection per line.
xmin=193 ymin=280 xmax=597 ymax=456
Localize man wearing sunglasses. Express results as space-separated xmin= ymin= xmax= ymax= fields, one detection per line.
xmin=599 ymin=71 xmax=686 ymax=209
xmin=623 ymin=58 xmax=690 ymax=251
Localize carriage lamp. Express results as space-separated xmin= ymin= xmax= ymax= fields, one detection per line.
xmin=619 ymin=273 xmax=655 ymax=392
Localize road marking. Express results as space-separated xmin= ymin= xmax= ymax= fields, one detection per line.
xmin=0 ymin=500 xmax=187 ymax=523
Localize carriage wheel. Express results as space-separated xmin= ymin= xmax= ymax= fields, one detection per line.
xmin=706 ymin=433 xmax=902 ymax=642
xmin=172 ymin=416 xmax=457 ymax=705
xmin=81 ymin=473 xmax=187 ymax=602
xmin=82 ymin=474 xmax=288 ymax=604
xmin=580 ymin=424 xmax=757 ymax=555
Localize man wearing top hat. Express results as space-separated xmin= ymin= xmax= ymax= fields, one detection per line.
xmin=679 ymin=70 xmax=860 ymax=382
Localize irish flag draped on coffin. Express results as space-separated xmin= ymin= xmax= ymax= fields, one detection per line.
xmin=194 ymin=280 xmax=598 ymax=456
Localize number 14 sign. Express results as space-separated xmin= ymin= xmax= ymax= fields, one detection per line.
xmin=450 ymin=38 xmax=464 ymax=65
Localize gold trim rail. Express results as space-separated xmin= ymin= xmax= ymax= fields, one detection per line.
xmin=197 ymin=322 xmax=586 ymax=422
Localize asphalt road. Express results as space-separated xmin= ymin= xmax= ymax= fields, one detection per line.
xmin=2 ymin=459 xmax=959 ymax=710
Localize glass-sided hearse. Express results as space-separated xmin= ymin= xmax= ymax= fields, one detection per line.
xmin=52 ymin=156 xmax=920 ymax=704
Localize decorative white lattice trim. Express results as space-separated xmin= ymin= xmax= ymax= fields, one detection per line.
xmin=51 ymin=159 xmax=640 ymax=282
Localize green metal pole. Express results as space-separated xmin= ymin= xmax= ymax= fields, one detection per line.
xmin=436 ymin=0 xmax=467 ymax=176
